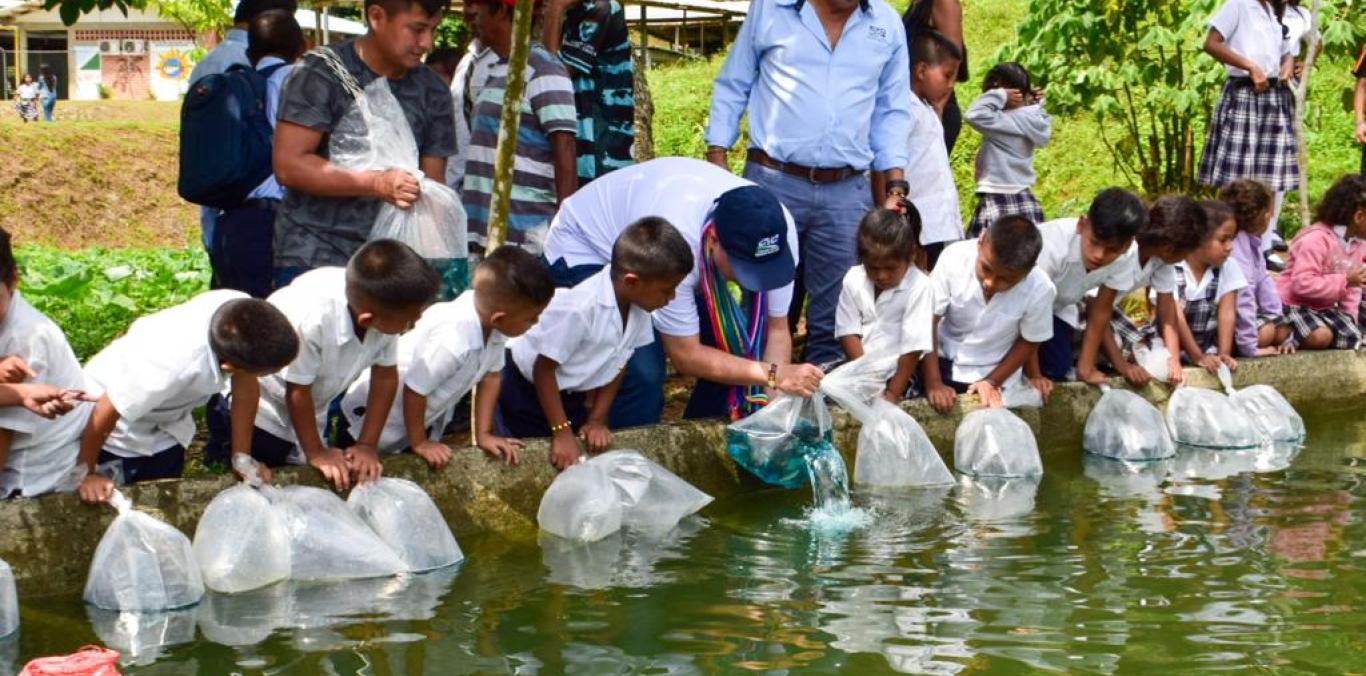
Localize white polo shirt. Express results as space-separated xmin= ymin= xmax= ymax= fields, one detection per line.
xmin=1035 ymin=217 xmax=1137 ymax=328
xmin=1209 ymin=0 xmax=1295 ymax=78
xmin=256 ymin=268 xmax=399 ymax=452
xmin=905 ymin=95 xmax=963 ymax=246
xmin=541 ymin=157 xmax=799 ymax=337
xmin=1114 ymin=244 xmax=1180 ymax=309
xmin=342 ymin=292 xmax=506 ymax=453
xmin=1178 ymin=261 xmax=1248 ymax=303
xmin=931 ymin=240 xmax=1056 ymax=384
xmin=834 ymin=264 xmax=934 ymax=358
xmin=510 ymin=267 xmax=654 ymax=393
xmin=85 ymin=290 xmax=247 ymax=459
xmin=0 ymin=292 xmax=88 ymax=496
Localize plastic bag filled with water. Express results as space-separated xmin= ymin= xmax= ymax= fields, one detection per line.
xmin=1165 ymin=387 xmax=1264 ymax=450
xmin=268 ymin=485 xmax=406 ymax=581
xmin=1083 ymin=387 xmax=1176 ymax=460
xmin=192 ymin=460 xmax=291 ymax=593
xmin=537 ymin=460 xmax=624 ymax=542
xmin=1228 ymin=385 xmax=1305 ymax=443
xmin=593 ymin=450 xmax=713 ymax=534
xmin=86 ymin=606 xmax=196 ymax=667
xmin=84 ymin=491 xmax=204 ymax=611
xmin=0 ymin=559 xmax=16 ymax=638
xmin=347 ymin=478 xmax=464 ymax=572
xmin=725 ymin=394 xmax=833 ymax=489
xmin=1000 ymin=379 xmax=1044 ymax=409
xmin=853 ymin=399 xmax=953 ymax=487
xmin=953 ymin=408 xmax=1043 ymax=477
xmin=1135 ymin=338 xmax=1171 ymax=382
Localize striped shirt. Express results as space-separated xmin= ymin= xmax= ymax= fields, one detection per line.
xmin=462 ymin=44 xmax=578 ymax=250
xmin=559 ymin=0 xmax=635 ymax=183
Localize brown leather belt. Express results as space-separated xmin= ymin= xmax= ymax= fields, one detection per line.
xmin=746 ymin=149 xmax=861 ymax=185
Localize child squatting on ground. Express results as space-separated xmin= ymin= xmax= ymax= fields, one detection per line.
xmin=1277 ymin=174 xmax=1366 ymax=351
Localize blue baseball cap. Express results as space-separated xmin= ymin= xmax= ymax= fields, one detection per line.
xmin=713 ymin=186 xmax=794 ymax=292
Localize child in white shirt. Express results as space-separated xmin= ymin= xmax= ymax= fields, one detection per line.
xmin=905 ymin=30 xmax=964 ymax=268
xmin=253 ymin=240 xmax=438 ymax=491
xmin=1176 ymin=203 xmax=1248 ymax=364
xmin=342 ymin=246 xmax=553 ymax=468
xmin=835 ymin=208 xmax=935 ymax=402
xmin=922 ymin=215 xmax=1057 ymax=414
xmin=77 ymin=292 xmax=299 ymax=503
xmin=498 ymin=218 xmax=692 ymax=470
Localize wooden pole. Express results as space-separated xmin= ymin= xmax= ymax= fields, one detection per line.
xmin=1292 ymin=0 xmax=1322 ymax=226
xmin=485 ymin=0 xmax=536 ymax=248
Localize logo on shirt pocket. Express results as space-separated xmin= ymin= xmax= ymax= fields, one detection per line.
xmin=868 ymin=25 xmax=888 ymax=44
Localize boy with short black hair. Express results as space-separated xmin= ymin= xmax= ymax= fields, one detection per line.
xmin=922 ymin=215 xmax=1057 ymax=414
xmin=905 ymin=30 xmax=964 ymax=269
xmin=342 ymin=245 xmax=554 ymax=469
xmin=77 ymin=294 xmax=300 ymax=503
xmin=499 ymin=217 xmax=693 ymax=470
xmin=252 ymin=239 xmax=438 ymax=490
xmin=1033 ymin=187 xmax=1147 ymax=384
xmin=0 ymin=227 xmax=91 ymax=499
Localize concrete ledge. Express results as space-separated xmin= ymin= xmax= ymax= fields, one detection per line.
xmin=3 ymin=350 xmax=1363 ymax=597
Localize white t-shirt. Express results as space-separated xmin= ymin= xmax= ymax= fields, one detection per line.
xmin=84 ymin=290 xmax=246 ymax=458
xmin=1178 ymin=260 xmax=1249 ymax=303
xmin=0 ymin=292 xmax=88 ymax=497
xmin=1209 ymin=0 xmax=1295 ymax=78
xmin=931 ymin=240 xmax=1057 ymax=384
xmin=834 ymin=264 xmax=934 ymax=357
xmin=541 ymin=157 xmax=800 ymax=337
xmin=1124 ymin=245 xmax=1180 ymax=296
xmin=342 ymin=292 xmax=506 ymax=453
xmin=16 ymin=83 xmax=36 ymax=101
xmin=1035 ymin=217 xmax=1137 ymax=328
xmin=256 ymin=268 xmax=399 ymax=454
xmin=905 ymin=95 xmax=963 ymax=246
xmin=510 ymin=266 xmax=655 ymax=392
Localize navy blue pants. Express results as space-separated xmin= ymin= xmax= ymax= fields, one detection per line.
xmin=213 ymin=200 xmax=277 ymax=299
xmin=494 ymin=359 xmax=588 ymax=438
xmin=1038 ymin=316 xmax=1077 ymax=381
xmin=98 ymin=445 xmax=185 ymax=484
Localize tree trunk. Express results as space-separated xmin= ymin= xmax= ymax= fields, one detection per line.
xmin=486 ymin=0 xmax=537 ymax=249
xmin=1293 ymin=0 xmax=1323 ymax=226
xmin=632 ymin=44 xmax=655 ymax=162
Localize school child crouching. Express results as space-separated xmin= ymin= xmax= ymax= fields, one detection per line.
xmin=1219 ymin=180 xmax=1293 ymax=356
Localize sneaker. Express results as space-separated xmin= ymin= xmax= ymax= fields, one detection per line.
xmin=1266 ymin=252 xmax=1286 ymax=272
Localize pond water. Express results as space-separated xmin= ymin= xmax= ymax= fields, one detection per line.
xmin=5 ymin=409 xmax=1364 ymax=674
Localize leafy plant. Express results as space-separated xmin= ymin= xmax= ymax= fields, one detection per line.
xmin=151 ymin=0 xmax=233 ymax=48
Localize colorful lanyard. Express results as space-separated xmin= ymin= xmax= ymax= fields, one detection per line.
xmin=699 ymin=220 xmax=769 ymax=420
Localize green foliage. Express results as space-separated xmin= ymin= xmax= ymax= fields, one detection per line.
xmin=151 ymin=0 xmax=233 ymax=46
xmin=17 ymin=246 xmax=210 ymax=362
xmin=45 ymin=0 xmax=145 ymax=26
xmin=435 ymin=12 xmax=469 ymax=51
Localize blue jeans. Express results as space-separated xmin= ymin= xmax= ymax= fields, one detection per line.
xmin=200 ymin=206 xmax=218 ymax=252
xmin=41 ymin=96 xmax=54 ymax=122
xmin=742 ymin=161 xmax=872 ymax=365
xmin=1038 ymin=316 xmax=1076 ymax=381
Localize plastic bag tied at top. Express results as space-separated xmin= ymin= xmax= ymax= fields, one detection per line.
xmin=953 ymin=408 xmax=1043 ymax=477
xmin=192 ymin=456 xmax=291 ymax=594
xmin=0 ymin=559 xmax=16 ymax=638
xmin=347 ymin=477 xmax=464 ymax=572
xmin=1216 ymin=365 xmax=1305 ymax=443
xmin=1135 ymin=338 xmax=1172 ymax=383
xmin=725 ymin=393 xmax=834 ymax=489
xmin=1166 ymin=366 xmax=1266 ymax=450
xmin=84 ymin=491 xmax=205 ymax=611
xmin=1083 ymin=386 xmax=1176 ymax=461
xmin=538 ymin=450 xmax=713 ymax=542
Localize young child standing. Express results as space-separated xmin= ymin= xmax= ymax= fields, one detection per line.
xmin=965 ymin=62 xmax=1052 ymax=237
xmin=835 ymin=208 xmax=934 ymax=402
xmin=904 ymin=30 xmax=964 ymax=268
xmin=1277 ymin=174 xmax=1366 ymax=350
xmin=922 ymin=215 xmax=1056 ymax=414
xmin=252 ymin=239 xmax=438 ymax=490
xmin=1174 ymin=203 xmax=1247 ymax=365
xmin=0 ymin=228 xmax=90 ymax=499
xmin=1219 ymin=180 xmax=1292 ymax=356
xmin=77 ymin=293 xmax=300 ymax=503
xmin=498 ymin=218 xmax=692 ymax=470
xmin=341 ymin=246 xmax=554 ymax=469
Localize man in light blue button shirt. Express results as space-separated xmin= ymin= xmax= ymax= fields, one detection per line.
xmin=705 ymin=0 xmax=914 ymax=366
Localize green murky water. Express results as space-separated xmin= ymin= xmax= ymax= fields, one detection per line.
xmin=5 ymin=409 xmax=1364 ymax=674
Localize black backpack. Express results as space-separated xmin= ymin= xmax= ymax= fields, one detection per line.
xmin=177 ymin=63 xmax=286 ymax=209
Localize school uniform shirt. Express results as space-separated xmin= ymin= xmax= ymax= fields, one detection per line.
xmin=342 ymin=292 xmax=506 ymax=453
xmin=1035 ymin=218 xmax=1137 ymax=328
xmin=1178 ymin=260 xmax=1248 ymax=305
xmin=834 ymin=264 xmax=934 ymax=358
xmin=542 ymin=157 xmax=800 ymax=338
xmin=905 ymin=94 xmax=963 ymax=246
xmin=931 ymin=240 xmax=1056 ymax=384
xmin=84 ymin=290 xmax=248 ymax=459
xmin=0 ymin=292 xmax=88 ymax=497
xmin=1121 ymin=245 xmax=1179 ymax=296
xmin=246 ymin=57 xmax=292 ymax=201
xmin=256 ymin=268 xmax=399 ymax=453
xmin=1208 ymin=0 xmax=1295 ymax=78
xmin=509 ymin=266 xmax=654 ymax=393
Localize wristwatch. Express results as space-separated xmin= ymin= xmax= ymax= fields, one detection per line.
xmin=886 ymin=179 xmax=910 ymax=197
xmin=767 ymin=363 xmax=779 ymax=390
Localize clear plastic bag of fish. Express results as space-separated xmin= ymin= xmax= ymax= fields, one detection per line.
xmin=192 ymin=459 xmax=292 ymax=593
xmin=1134 ymin=337 xmax=1171 ymax=382
xmin=853 ymin=399 xmax=953 ymax=487
xmin=0 ymin=559 xmax=16 ymax=638
xmin=1000 ymin=379 xmax=1044 ymax=409
xmin=593 ymin=450 xmax=713 ymax=534
xmin=725 ymin=394 xmax=833 ymax=489
xmin=952 ymin=408 xmax=1042 ymax=477
xmin=347 ymin=477 xmax=464 ymax=572
xmin=268 ymin=485 xmax=406 ymax=581
xmin=1228 ymin=385 xmax=1304 ymax=443
xmin=537 ymin=460 xmax=624 ymax=542
xmin=83 ymin=491 xmax=204 ymax=611
xmin=1083 ymin=387 xmax=1176 ymax=460
xmin=1165 ymin=386 xmax=1264 ymax=450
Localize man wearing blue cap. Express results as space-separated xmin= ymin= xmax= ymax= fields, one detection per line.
xmin=542 ymin=157 xmax=825 ymax=424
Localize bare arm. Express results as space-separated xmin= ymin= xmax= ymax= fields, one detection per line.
xmin=839 ymin=335 xmax=865 ymax=361
xmin=419 ymin=155 xmax=447 ymax=184
xmin=76 ymin=395 xmax=120 ymax=502
xmin=580 ymin=370 xmax=625 ymax=453
xmin=286 ymin=381 xmax=350 ymax=490
xmin=982 ymin=338 xmax=1038 ymax=389
xmin=534 ymin=355 xmax=583 ymax=470
xmin=550 ymin=131 xmax=578 ymax=204
xmin=273 ymin=121 xmax=420 ymax=207
xmin=541 ymin=0 xmax=571 ymax=53
xmin=662 ymin=331 xmax=821 ymax=397
xmin=1075 ymin=287 xmax=1119 ymax=383
xmin=885 ymin=352 xmax=921 ymax=401
xmin=1204 ymin=29 xmax=1268 ymax=89
xmin=1216 ymin=292 xmax=1238 ymax=361
xmin=228 ymin=372 xmax=268 ymax=481
xmin=929 ymin=0 xmax=964 ymax=49
xmin=474 ymin=371 xmax=523 ymax=464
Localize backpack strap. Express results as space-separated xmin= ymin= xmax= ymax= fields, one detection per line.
xmin=307 ymin=46 xmax=364 ymax=100
xmin=258 ymin=62 xmax=287 ymax=79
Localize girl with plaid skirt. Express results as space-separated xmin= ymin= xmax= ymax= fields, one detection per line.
xmin=1199 ymin=0 xmax=1298 ymax=200
xmin=1276 ymin=174 xmax=1366 ymax=350
xmin=1218 ymin=180 xmax=1293 ymax=356
xmin=964 ymin=62 xmax=1051 ymax=237
xmin=1174 ymin=207 xmax=1247 ymax=367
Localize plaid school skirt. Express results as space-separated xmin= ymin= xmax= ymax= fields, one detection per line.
xmin=968 ymin=190 xmax=1045 ymax=237
xmin=1197 ymin=79 xmax=1299 ymax=192
xmin=1284 ymin=304 xmax=1362 ymax=350
xmin=1110 ymin=308 xmax=1157 ymax=360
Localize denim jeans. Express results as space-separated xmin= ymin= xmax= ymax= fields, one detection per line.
xmin=742 ymin=161 xmax=872 ymax=365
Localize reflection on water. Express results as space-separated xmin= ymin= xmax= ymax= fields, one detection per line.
xmin=9 ymin=411 xmax=1366 ymax=674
